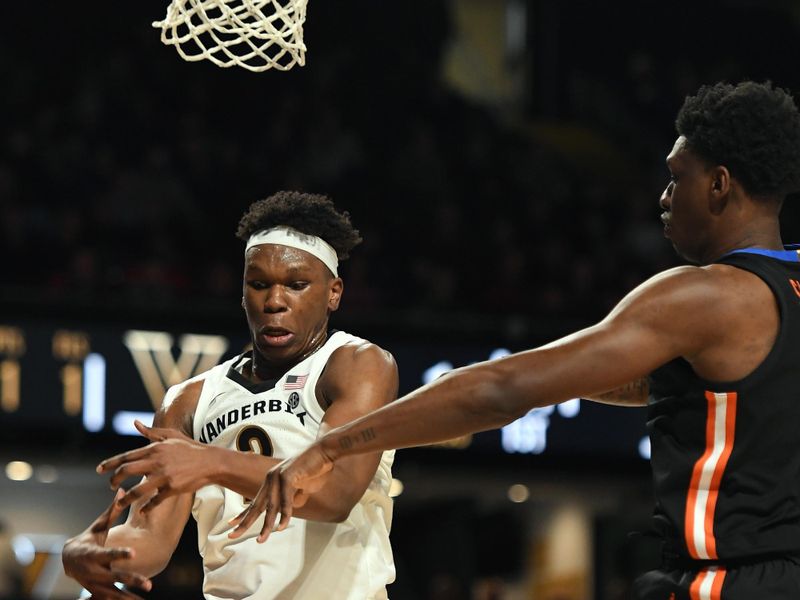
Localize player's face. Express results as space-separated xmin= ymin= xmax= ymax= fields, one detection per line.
xmin=243 ymin=244 xmax=342 ymax=372
xmin=659 ymin=136 xmax=716 ymax=264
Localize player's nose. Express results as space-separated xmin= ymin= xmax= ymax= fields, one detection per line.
xmin=263 ymin=287 xmax=288 ymax=312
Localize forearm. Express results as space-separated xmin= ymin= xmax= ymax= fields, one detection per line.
xmin=106 ymin=492 xmax=192 ymax=578
xmin=322 ymin=359 xmax=530 ymax=460
xmin=206 ymin=446 xmax=281 ymax=497
xmin=208 ymin=446 xmax=365 ymax=521
xmin=104 ymin=523 xmax=173 ymax=577
xmin=319 ymin=332 xmax=651 ymax=459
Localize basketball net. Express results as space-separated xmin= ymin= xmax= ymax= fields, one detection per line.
xmin=153 ymin=0 xmax=308 ymax=72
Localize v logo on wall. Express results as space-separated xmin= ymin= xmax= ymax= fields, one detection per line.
xmin=123 ymin=330 xmax=229 ymax=409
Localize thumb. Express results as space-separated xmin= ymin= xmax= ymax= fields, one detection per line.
xmin=134 ymin=419 xmax=158 ymax=439
xmin=92 ymin=489 xmax=126 ymax=534
xmin=108 ymin=488 xmax=128 ymax=523
xmin=135 ymin=419 xmax=170 ymax=442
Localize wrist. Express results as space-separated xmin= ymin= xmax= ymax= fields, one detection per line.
xmin=201 ymin=445 xmax=226 ymax=486
xmin=320 ymin=430 xmax=343 ymax=461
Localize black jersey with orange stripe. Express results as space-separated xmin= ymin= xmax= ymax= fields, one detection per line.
xmin=647 ymin=246 xmax=800 ymax=562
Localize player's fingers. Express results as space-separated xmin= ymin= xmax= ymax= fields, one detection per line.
xmin=90 ymin=584 xmax=146 ymax=600
xmin=136 ymin=421 xmax=191 ymax=442
xmin=228 ymin=488 xmax=267 ymax=538
xmin=68 ymin=546 xmax=135 ymax=581
xmin=236 ymin=499 xmax=264 ymax=534
xmin=139 ymin=487 xmax=172 ymax=514
xmin=97 ymin=448 xmax=151 ymax=475
xmin=227 ymin=507 xmax=257 ymax=539
xmin=98 ymin=546 xmax=136 ymax=564
xmin=79 ymin=571 xmax=145 ymax=600
xmin=90 ymin=490 xmax=127 ymax=534
xmin=108 ymin=460 xmax=155 ymax=490
xmin=133 ymin=420 xmax=164 ymax=441
xmin=256 ymin=492 xmax=276 ymax=542
xmin=227 ymin=507 xmax=246 ymax=528
xmin=276 ymin=474 xmax=295 ymax=533
xmin=109 ymin=569 xmax=152 ymax=593
xmin=257 ymin=470 xmax=285 ymax=541
xmin=115 ymin=478 xmax=158 ymax=509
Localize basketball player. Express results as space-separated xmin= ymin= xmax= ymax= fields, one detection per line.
xmin=62 ymin=192 xmax=398 ymax=600
xmin=234 ymin=82 xmax=800 ymax=599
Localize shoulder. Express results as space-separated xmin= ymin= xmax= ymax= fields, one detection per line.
xmin=318 ymin=340 xmax=399 ymax=407
xmin=609 ymin=264 xmax=754 ymax=319
xmin=326 ymin=339 xmax=397 ymax=379
xmin=154 ymin=374 xmax=207 ymax=435
xmin=603 ymin=263 xmax=772 ymax=355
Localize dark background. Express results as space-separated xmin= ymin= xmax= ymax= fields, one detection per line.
xmin=2 ymin=1 xmax=800 ymax=598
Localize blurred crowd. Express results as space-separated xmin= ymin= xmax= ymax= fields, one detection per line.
xmin=3 ymin=1 xmax=798 ymax=328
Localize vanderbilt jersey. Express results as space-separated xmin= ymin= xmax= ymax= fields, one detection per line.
xmin=191 ymin=331 xmax=395 ymax=600
xmin=648 ymin=246 xmax=800 ymax=563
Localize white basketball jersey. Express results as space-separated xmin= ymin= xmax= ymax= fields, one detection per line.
xmin=191 ymin=331 xmax=395 ymax=600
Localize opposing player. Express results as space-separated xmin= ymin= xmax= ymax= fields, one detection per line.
xmin=235 ymin=82 xmax=800 ymax=599
xmin=62 ymin=191 xmax=398 ymax=599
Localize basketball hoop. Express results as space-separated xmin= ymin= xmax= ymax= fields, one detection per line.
xmin=153 ymin=0 xmax=308 ymax=72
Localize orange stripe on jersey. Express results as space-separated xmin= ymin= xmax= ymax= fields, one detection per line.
xmin=689 ymin=567 xmax=726 ymax=600
xmin=684 ymin=392 xmax=738 ymax=560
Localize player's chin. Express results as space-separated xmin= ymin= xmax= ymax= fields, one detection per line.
xmin=255 ymin=341 xmax=300 ymax=364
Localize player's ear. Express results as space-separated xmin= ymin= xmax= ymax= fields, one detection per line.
xmin=241 ymin=296 xmax=246 ymax=309
xmin=709 ymin=165 xmax=731 ymax=215
xmin=328 ymin=278 xmax=343 ymax=312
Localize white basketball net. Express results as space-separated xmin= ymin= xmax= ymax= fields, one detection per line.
xmin=153 ymin=0 xmax=308 ymax=72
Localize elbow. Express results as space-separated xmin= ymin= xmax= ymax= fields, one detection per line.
xmin=329 ymin=498 xmax=358 ymax=523
xmin=314 ymin=506 xmax=352 ymax=524
xmin=466 ymin=366 xmax=531 ymax=427
xmin=301 ymin=499 xmax=356 ymax=524
xmin=152 ymin=556 xmax=173 ymax=577
xmin=138 ymin=553 xmax=172 ymax=579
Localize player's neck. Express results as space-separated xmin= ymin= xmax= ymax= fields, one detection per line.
xmin=249 ymin=331 xmax=329 ymax=381
xmin=705 ymin=216 xmax=783 ymax=263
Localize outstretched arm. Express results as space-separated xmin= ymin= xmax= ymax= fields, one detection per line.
xmin=232 ymin=266 xmax=735 ymax=538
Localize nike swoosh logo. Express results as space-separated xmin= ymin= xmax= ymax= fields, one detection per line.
xmin=209 ymin=392 xmax=225 ymax=407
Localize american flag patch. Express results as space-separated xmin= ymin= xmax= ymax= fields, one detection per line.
xmin=284 ymin=374 xmax=308 ymax=390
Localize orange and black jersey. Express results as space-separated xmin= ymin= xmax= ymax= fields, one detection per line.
xmin=648 ymin=246 xmax=800 ymax=564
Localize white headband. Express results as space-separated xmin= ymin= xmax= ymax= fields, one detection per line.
xmin=246 ymin=226 xmax=339 ymax=277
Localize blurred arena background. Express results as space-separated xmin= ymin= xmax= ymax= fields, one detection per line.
xmin=2 ymin=1 xmax=800 ymax=598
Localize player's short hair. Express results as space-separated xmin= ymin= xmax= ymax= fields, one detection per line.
xmin=676 ymin=81 xmax=800 ymax=199
xmin=236 ymin=191 xmax=362 ymax=260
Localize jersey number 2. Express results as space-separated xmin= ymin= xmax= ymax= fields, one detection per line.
xmin=235 ymin=425 xmax=274 ymax=457
xmin=235 ymin=426 xmax=273 ymax=504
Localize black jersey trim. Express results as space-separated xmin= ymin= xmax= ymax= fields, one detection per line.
xmin=723 ymin=244 xmax=800 ymax=262
xmin=225 ymin=330 xmax=340 ymax=395
xmin=225 ymin=352 xmax=280 ymax=394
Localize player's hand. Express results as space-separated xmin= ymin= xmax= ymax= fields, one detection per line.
xmin=228 ymin=442 xmax=334 ymax=542
xmin=62 ymin=489 xmax=152 ymax=600
xmin=97 ymin=420 xmax=208 ymax=512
